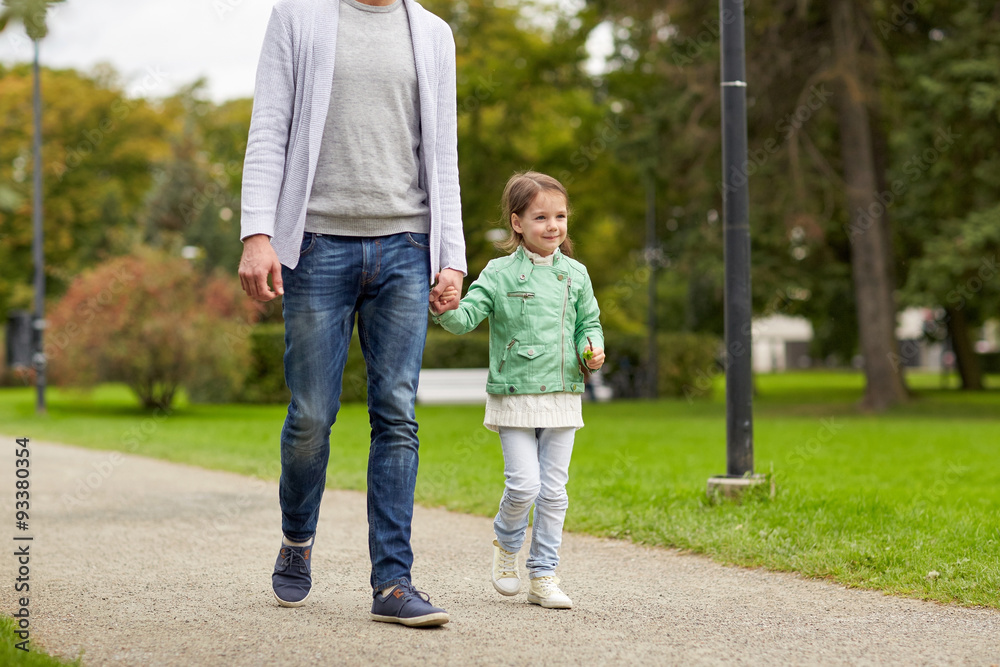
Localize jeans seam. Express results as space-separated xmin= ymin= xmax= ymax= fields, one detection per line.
xmin=374 ymin=576 xmax=407 ymax=593
xmin=405 ymin=232 xmax=429 ymax=250
xmin=361 ymin=238 xmax=381 ymax=287
xmin=299 ymin=232 xmax=317 ymax=257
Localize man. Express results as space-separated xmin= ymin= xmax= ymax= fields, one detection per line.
xmin=238 ymin=0 xmax=465 ymax=627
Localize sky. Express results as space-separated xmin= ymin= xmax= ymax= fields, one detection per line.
xmin=0 ymin=0 xmax=288 ymax=103
xmin=0 ymin=0 xmax=613 ymax=104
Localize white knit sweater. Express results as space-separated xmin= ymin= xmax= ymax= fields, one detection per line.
xmin=240 ymin=0 xmax=466 ymax=279
xmin=483 ymin=247 xmax=584 ymax=432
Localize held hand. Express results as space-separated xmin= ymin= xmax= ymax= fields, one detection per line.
xmin=429 ymin=286 xmax=459 ymax=315
xmin=584 ymin=345 xmax=605 ymax=370
xmin=238 ymin=234 xmax=283 ymax=302
xmin=430 ymin=268 xmax=464 ymax=313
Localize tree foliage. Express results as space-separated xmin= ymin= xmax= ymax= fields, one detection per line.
xmin=46 ymin=249 xmax=259 ymax=409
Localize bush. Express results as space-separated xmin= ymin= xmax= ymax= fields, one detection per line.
xmin=979 ymin=352 xmax=1000 ymax=375
xmin=239 ymin=324 xmax=290 ymax=404
xmin=422 ymin=324 xmax=490 ymax=368
xmin=240 ymin=323 xmax=369 ymax=404
xmin=602 ymin=331 xmax=722 ymax=399
xmin=239 ymin=320 xmax=491 ymax=405
xmin=47 ymin=248 xmax=258 ymax=409
xmin=657 ymin=332 xmax=723 ymax=398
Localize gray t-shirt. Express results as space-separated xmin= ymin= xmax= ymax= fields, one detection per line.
xmin=305 ymin=0 xmax=429 ymax=236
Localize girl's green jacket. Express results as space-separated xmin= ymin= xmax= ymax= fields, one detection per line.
xmin=432 ymin=246 xmax=604 ymax=396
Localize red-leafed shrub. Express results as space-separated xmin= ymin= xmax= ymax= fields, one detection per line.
xmin=47 ymin=248 xmax=259 ymax=408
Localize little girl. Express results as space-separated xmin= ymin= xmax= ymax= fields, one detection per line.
xmin=431 ymin=171 xmax=604 ymax=609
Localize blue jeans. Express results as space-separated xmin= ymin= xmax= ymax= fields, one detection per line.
xmin=493 ymin=426 xmax=576 ymax=578
xmin=279 ymin=231 xmax=430 ymax=592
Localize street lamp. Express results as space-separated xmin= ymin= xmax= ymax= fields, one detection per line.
xmin=707 ymin=0 xmax=762 ymax=498
xmin=31 ymin=36 xmax=46 ymax=414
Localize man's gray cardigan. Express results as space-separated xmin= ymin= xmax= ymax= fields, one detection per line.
xmin=240 ymin=0 xmax=466 ymax=279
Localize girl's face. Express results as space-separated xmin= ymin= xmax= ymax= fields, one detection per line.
xmin=511 ymin=190 xmax=568 ymax=257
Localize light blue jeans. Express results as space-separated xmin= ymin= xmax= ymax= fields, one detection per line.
xmin=278 ymin=231 xmax=430 ymax=592
xmin=493 ymin=426 xmax=576 ymax=578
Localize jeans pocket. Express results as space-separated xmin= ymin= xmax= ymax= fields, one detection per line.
xmin=405 ymin=232 xmax=429 ymax=250
xmin=299 ymin=232 xmax=317 ymax=257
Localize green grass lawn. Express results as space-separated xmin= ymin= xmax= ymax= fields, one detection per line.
xmin=0 ymin=616 xmax=79 ymax=665
xmin=1 ymin=371 xmax=998 ymax=608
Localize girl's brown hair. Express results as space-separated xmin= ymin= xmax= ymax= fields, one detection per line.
xmin=495 ymin=171 xmax=574 ymax=257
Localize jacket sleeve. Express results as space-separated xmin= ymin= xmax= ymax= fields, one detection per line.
xmin=574 ymin=268 xmax=604 ymax=355
xmin=240 ymin=7 xmax=294 ymax=241
xmin=433 ymin=268 xmax=495 ymax=335
xmin=433 ymin=24 xmax=467 ymax=274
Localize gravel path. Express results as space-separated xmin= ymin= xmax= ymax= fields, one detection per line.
xmin=1 ymin=438 xmax=997 ymax=666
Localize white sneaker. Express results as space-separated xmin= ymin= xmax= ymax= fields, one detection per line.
xmin=527 ymin=576 xmax=572 ymax=609
xmin=491 ymin=539 xmax=520 ymax=596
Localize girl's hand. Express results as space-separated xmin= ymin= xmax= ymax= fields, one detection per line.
xmin=429 ymin=285 xmax=459 ymax=315
xmin=584 ymin=345 xmax=605 ymax=370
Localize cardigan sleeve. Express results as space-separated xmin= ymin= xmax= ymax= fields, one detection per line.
xmin=433 ymin=26 xmax=467 ymax=275
xmin=240 ymin=7 xmax=295 ymax=241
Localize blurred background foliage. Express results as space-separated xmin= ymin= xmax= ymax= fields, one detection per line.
xmin=0 ymin=0 xmax=998 ymax=406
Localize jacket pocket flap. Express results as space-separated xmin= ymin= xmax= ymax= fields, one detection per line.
xmin=516 ymin=345 xmax=546 ymax=359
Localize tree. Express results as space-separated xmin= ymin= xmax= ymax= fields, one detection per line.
xmin=830 ymin=0 xmax=909 ymax=409
xmin=0 ymin=64 xmax=172 ymax=315
xmin=1 ymin=0 xmax=66 ymax=409
xmin=889 ymin=1 xmax=1000 ymax=389
xmin=46 ymin=249 xmax=259 ymax=409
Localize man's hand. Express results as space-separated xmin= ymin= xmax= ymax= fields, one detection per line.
xmin=430 ymin=285 xmax=459 ymax=315
xmin=238 ymin=234 xmax=284 ymax=301
xmin=430 ymin=268 xmax=463 ymax=313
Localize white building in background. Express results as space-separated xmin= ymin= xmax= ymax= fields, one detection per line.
xmin=752 ymin=315 xmax=813 ymax=373
xmin=895 ymin=307 xmax=946 ymax=370
xmin=749 ymin=308 xmax=996 ymax=374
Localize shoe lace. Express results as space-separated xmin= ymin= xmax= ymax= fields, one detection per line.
xmin=395 ymin=580 xmax=432 ymax=604
xmin=496 ymin=546 xmax=518 ymax=579
xmin=278 ymin=546 xmax=309 ymax=573
xmin=532 ymin=576 xmax=561 ymax=596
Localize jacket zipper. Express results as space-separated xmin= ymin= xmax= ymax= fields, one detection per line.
xmin=507 ymin=292 xmax=534 ymax=314
xmin=560 ymin=275 xmax=571 ymax=389
xmin=498 ymin=338 xmax=517 ymax=373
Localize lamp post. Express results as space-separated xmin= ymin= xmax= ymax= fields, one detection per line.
xmin=707 ymin=0 xmax=761 ymax=498
xmin=31 ymin=37 xmax=46 ymax=415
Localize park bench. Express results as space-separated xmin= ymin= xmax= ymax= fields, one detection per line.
xmin=416 ymin=368 xmax=613 ymax=404
xmin=416 ymin=368 xmax=489 ymax=404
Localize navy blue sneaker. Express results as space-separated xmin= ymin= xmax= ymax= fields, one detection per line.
xmin=272 ymin=539 xmax=313 ymax=607
xmin=370 ymin=581 xmax=449 ymax=627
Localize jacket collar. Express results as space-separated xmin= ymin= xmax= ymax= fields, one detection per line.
xmin=512 ymin=245 xmax=566 ymax=283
